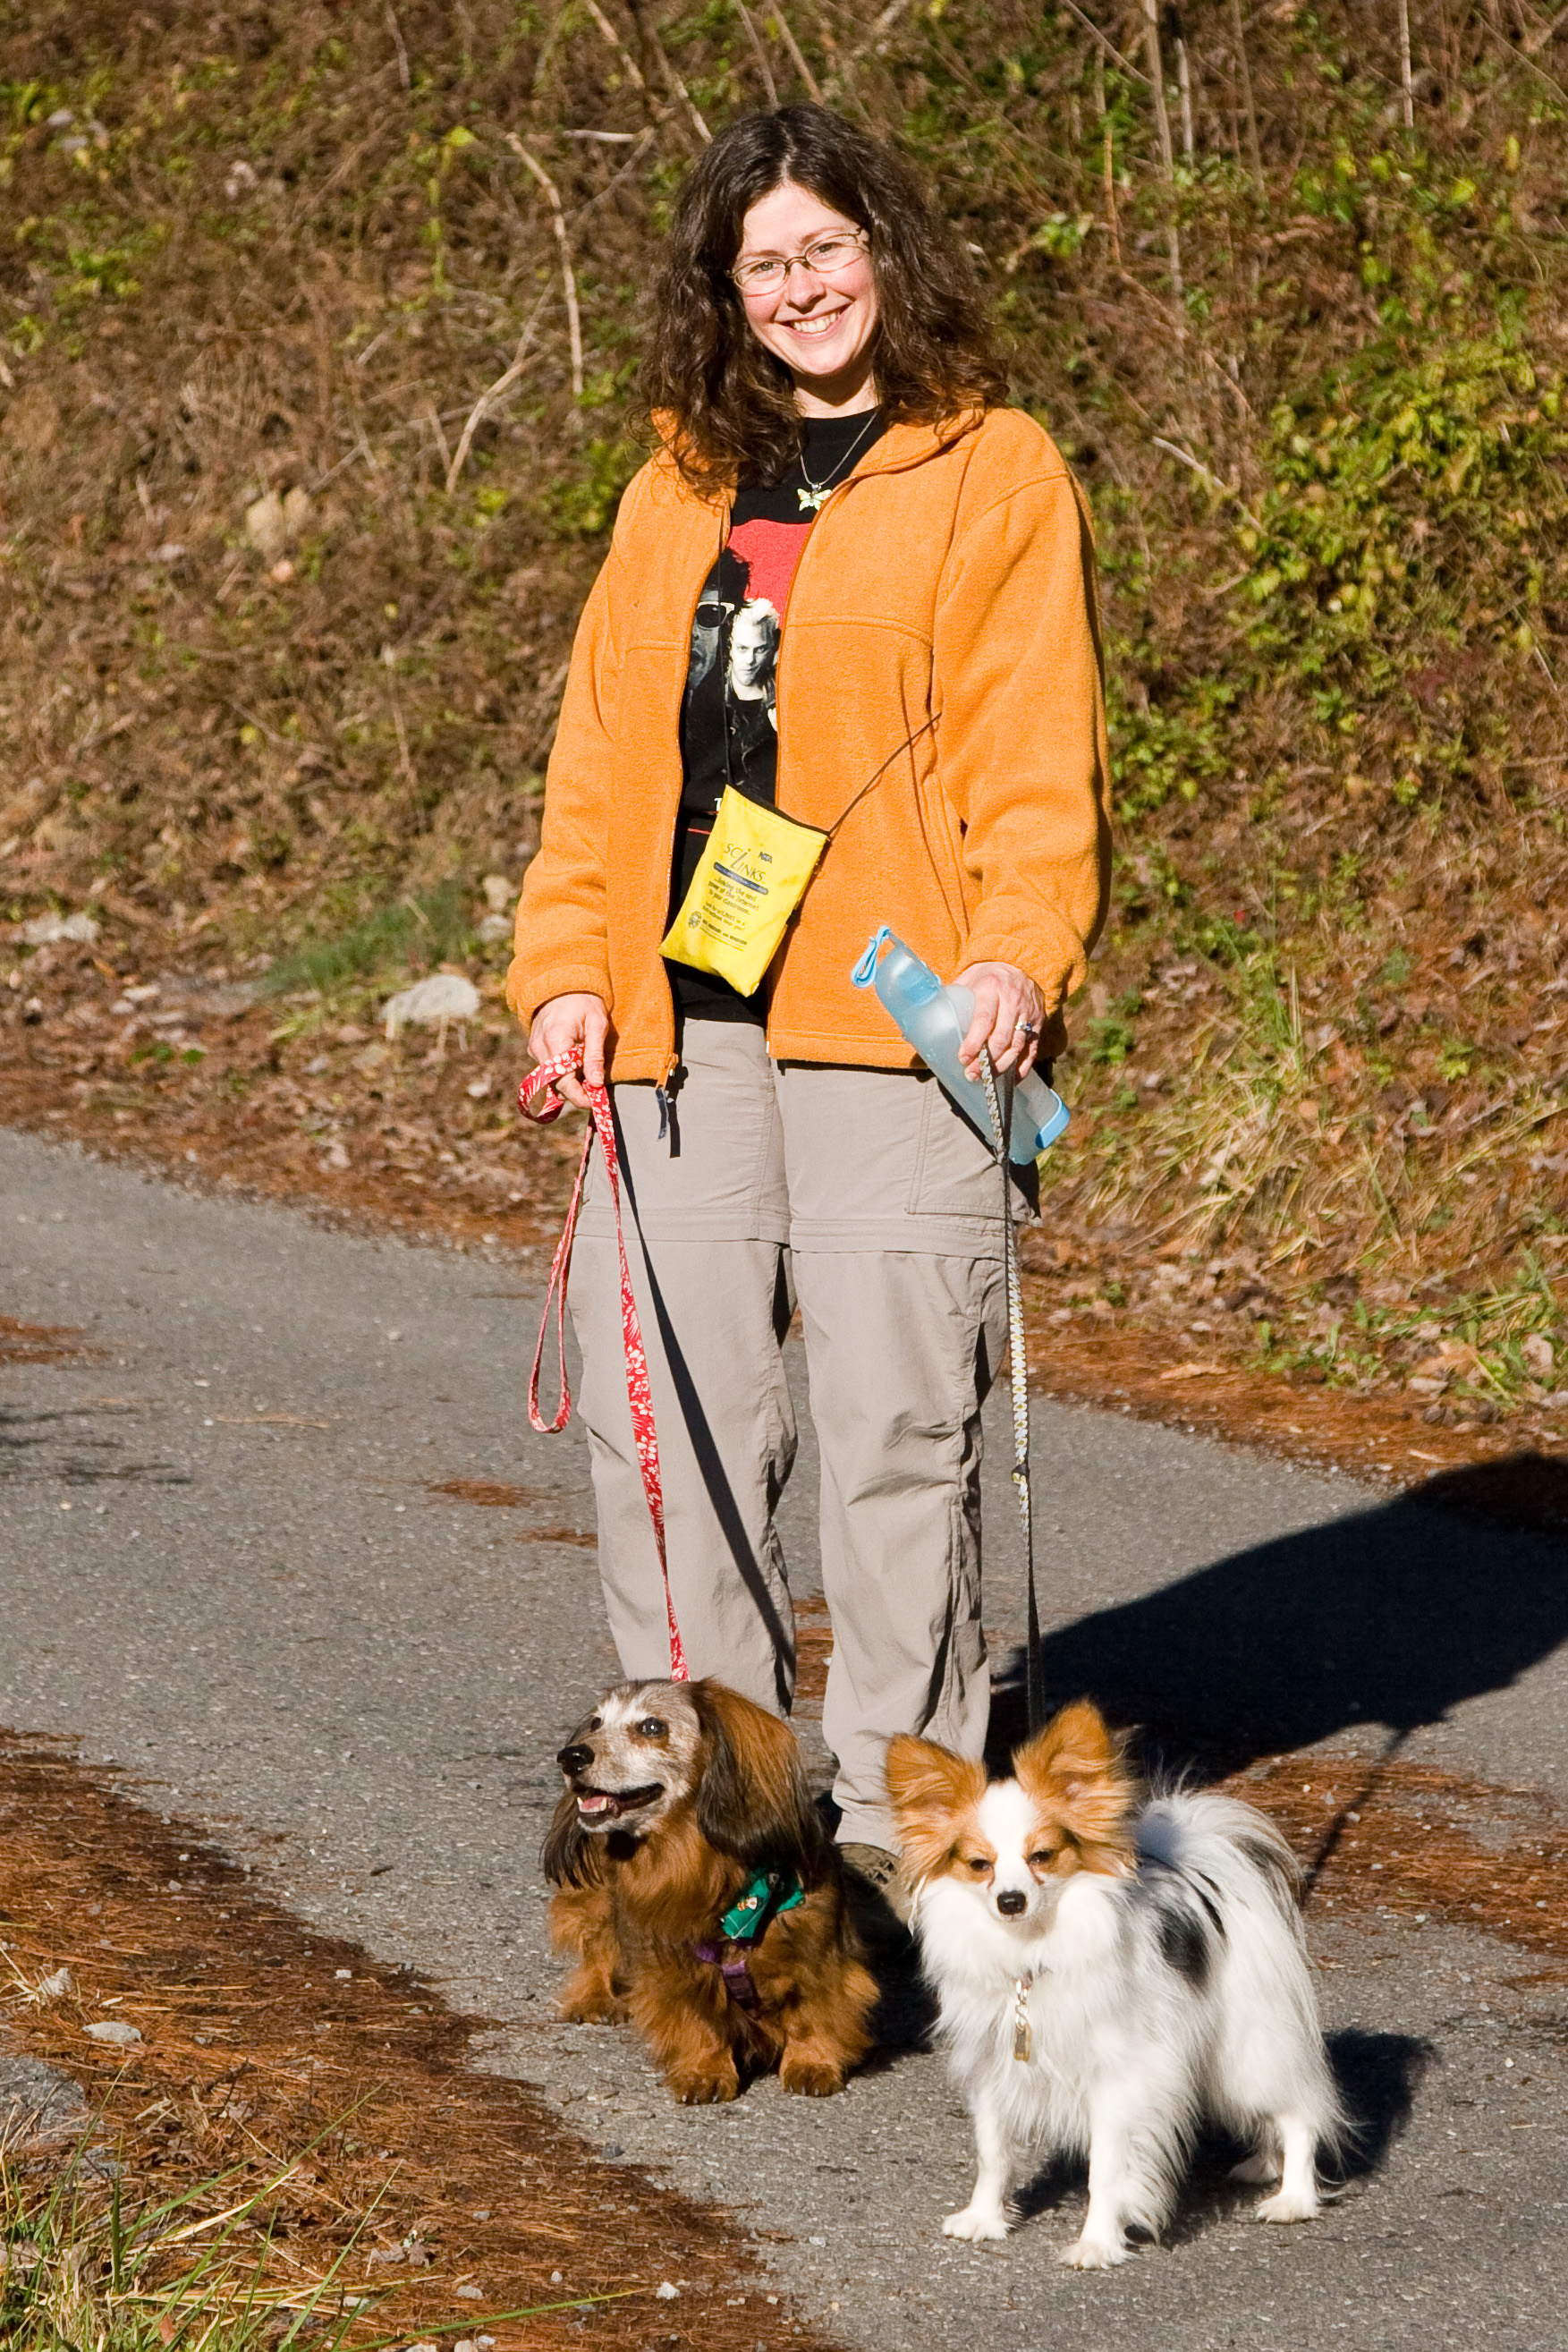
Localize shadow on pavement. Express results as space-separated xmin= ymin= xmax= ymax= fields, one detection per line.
xmin=1326 ymin=2024 xmax=1436 ymax=2180
xmin=990 ymin=1453 xmax=1568 ymax=1779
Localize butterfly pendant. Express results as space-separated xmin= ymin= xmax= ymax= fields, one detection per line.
xmin=796 ymin=486 xmax=830 ymax=514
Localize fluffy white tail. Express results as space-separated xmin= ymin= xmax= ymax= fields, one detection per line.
xmin=1137 ymin=1789 xmax=1348 ymax=2197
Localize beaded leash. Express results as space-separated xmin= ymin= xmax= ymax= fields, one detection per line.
xmin=977 ymin=1053 xmax=1043 ymax=1738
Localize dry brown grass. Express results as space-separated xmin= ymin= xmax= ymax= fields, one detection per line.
xmin=1227 ymin=1751 xmax=1568 ymax=1967
xmin=0 ymin=1316 xmax=95 ymax=1366
xmin=0 ymin=938 xmax=581 ymax=1249
xmin=0 ymin=1735 xmax=840 ymax=2352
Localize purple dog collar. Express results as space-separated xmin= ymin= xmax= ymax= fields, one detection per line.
xmin=692 ymin=1940 xmax=760 ymax=2012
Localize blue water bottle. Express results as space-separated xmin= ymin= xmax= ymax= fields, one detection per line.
xmin=851 ymin=927 xmax=1071 ymax=1164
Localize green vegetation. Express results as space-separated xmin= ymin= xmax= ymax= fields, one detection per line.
xmin=260 ymin=879 xmax=479 ymax=1001
xmin=1 ymin=2135 xmax=378 ymax=2352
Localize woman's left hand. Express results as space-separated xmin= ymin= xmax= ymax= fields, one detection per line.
xmin=954 ymin=961 xmax=1045 ymax=1080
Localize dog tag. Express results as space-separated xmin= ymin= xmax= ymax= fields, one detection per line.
xmin=1012 ymin=1977 xmax=1031 ymax=2063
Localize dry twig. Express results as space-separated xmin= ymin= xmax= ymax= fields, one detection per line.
xmin=381 ymin=645 xmax=417 ymax=790
xmin=581 ymin=0 xmax=648 ymax=91
xmin=385 ymin=2 xmax=410 ymax=90
xmin=770 ymin=7 xmax=824 ymax=102
xmin=1056 ymin=0 xmax=1149 ymax=85
xmin=733 ymin=0 xmax=780 ymax=105
xmin=1228 ymin=0 xmax=1264 ymax=182
xmin=623 ymin=0 xmax=713 ymax=143
xmin=1140 ymin=0 xmax=1184 ymax=318
xmin=444 ymin=287 xmax=552 ymax=495
xmin=1396 ymin=0 xmax=1415 ymax=129
xmin=507 ymin=138 xmax=585 ymax=397
xmin=1152 ymin=435 xmax=1263 ymax=531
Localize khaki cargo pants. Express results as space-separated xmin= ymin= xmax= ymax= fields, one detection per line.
xmin=568 ymin=1018 xmax=1027 ymax=1852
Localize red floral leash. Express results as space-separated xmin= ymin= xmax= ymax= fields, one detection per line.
xmin=518 ymin=1052 xmax=688 ymax=1682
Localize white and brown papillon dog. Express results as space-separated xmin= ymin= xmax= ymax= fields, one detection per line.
xmin=887 ymin=1701 xmax=1344 ymax=2269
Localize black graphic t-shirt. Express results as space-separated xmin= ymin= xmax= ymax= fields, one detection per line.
xmin=667 ymin=408 xmax=890 ymax=1022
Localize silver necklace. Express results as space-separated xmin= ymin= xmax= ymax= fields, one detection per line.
xmin=795 ymin=410 xmax=880 ymax=513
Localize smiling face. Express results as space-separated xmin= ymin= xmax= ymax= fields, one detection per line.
xmin=555 ymin=1680 xmax=704 ymax=1840
xmin=733 ymin=180 xmax=879 ymax=418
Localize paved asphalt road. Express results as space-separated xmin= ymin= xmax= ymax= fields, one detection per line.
xmin=4 ymin=1125 xmax=1567 ymax=2351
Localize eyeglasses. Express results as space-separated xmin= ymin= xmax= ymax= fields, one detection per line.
xmin=731 ymin=230 xmax=869 ymax=297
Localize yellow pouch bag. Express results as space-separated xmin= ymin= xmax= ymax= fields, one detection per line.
xmin=661 ymin=785 xmax=827 ymax=998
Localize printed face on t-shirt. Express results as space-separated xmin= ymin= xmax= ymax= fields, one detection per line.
xmin=728 ymin=599 xmax=780 ymax=701
xmin=689 ymin=603 xmax=727 ymax=691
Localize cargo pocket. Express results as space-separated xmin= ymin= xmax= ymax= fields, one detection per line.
xmin=907 ymin=1074 xmax=1038 ymax=1231
xmin=907 ymin=1074 xmax=1004 ymax=1224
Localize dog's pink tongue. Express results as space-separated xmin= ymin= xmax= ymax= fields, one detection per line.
xmin=578 ymin=1794 xmax=614 ymax=1815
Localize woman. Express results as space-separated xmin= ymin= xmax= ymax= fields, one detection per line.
xmin=509 ymin=105 xmax=1110 ymax=1920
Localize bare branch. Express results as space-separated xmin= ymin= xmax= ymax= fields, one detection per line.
xmin=1396 ymin=0 xmax=1414 ymax=130
xmin=569 ymin=126 xmax=657 ymax=221
xmin=1227 ymin=0 xmax=1263 ymax=183
xmin=385 ymin=3 xmax=411 ymax=90
xmin=1102 ymin=118 xmax=1122 ymax=267
xmin=771 ymin=8 xmax=825 ymax=102
xmin=581 ymin=0 xmax=648 ymax=91
xmin=849 ymin=0 xmax=912 ymax=61
xmin=1523 ymin=0 xmax=1568 ymax=56
xmin=1477 ymin=11 xmax=1568 ymax=106
xmin=1141 ymin=0 xmax=1176 ymax=177
xmin=382 ymin=644 xmax=418 ymax=791
xmin=733 ymin=0 xmax=780 ymax=106
xmin=1140 ymin=0 xmax=1184 ymax=318
xmin=423 ymin=399 xmax=452 ymax=480
xmin=507 ymin=138 xmax=585 ymax=403
xmin=1174 ymin=24 xmax=1195 ymax=159
xmin=623 ymin=0 xmax=713 ymax=143
xmin=1153 ymin=437 xmax=1262 ymax=532
xmin=1056 ymin=0 xmax=1150 ymax=87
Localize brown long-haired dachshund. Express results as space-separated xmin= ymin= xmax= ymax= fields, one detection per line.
xmin=543 ymin=1677 xmax=877 ymax=2105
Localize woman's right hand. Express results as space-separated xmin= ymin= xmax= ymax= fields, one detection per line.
xmin=528 ymin=992 xmax=609 ymax=1112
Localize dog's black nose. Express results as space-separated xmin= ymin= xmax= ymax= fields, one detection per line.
xmin=557 ymin=1743 xmax=593 ymax=1774
xmin=996 ymin=1889 xmax=1027 ymax=1916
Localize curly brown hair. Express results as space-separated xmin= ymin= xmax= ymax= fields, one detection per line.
xmin=642 ymin=105 xmax=1007 ymax=495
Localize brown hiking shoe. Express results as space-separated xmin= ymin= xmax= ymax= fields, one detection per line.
xmin=838 ymin=1842 xmax=914 ymax=1949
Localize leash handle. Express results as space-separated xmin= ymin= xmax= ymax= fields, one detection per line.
xmin=519 ymin=1052 xmax=689 ymax=1682
xmin=977 ymin=1052 xmax=1043 ymax=1738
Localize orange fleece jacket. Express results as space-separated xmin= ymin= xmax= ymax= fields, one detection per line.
xmin=507 ymin=406 xmax=1112 ymax=1082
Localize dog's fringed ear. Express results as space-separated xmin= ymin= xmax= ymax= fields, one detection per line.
xmin=884 ymin=1735 xmax=988 ymax=1881
xmin=1013 ymin=1699 xmax=1137 ymax=1866
xmin=541 ymin=1787 xmax=598 ymax=1889
xmin=885 ymin=1734 xmax=987 ymax=1822
xmin=691 ymin=1679 xmax=828 ymax=1879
